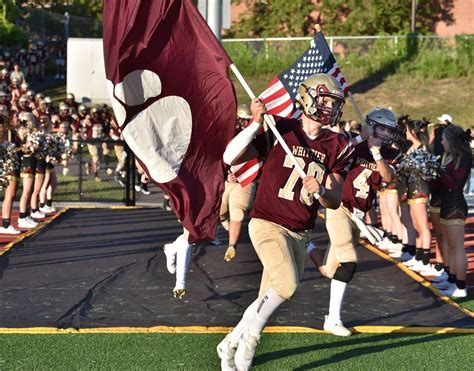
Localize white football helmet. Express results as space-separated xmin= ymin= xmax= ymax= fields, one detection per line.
xmin=365 ymin=108 xmax=400 ymax=147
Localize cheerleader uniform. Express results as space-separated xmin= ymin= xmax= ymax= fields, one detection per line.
xmin=436 ymin=153 xmax=472 ymax=226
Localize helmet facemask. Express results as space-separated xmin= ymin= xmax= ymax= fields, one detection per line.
xmin=366 ymin=118 xmax=399 ymax=147
xmin=300 ymin=83 xmax=344 ymax=126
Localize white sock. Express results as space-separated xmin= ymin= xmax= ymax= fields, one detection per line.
xmin=175 ymin=236 xmax=192 ymax=290
xmin=248 ymin=287 xmax=286 ymax=334
xmin=327 ymin=279 xmax=347 ymax=323
xmin=228 ymin=299 xmax=260 ymax=344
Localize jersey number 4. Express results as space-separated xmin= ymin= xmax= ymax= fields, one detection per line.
xmin=353 ymin=168 xmax=373 ymax=199
xmin=278 ymin=155 xmax=325 ymax=206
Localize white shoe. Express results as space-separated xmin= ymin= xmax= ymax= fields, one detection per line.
xmin=0 ymin=225 xmax=21 ymax=234
xmin=419 ymin=264 xmax=441 ymax=277
xmin=134 ymin=185 xmax=141 ymax=192
xmin=163 ymin=242 xmax=177 ymax=274
xmin=323 ymin=315 xmax=352 ymax=337
xmin=389 ymin=249 xmax=403 ymax=258
xmin=18 ymin=217 xmax=37 ymax=229
xmin=375 ymin=238 xmax=391 ymax=250
xmin=387 ymin=242 xmax=403 ymax=252
xmin=440 ymin=286 xmax=467 ymax=298
xmin=62 ymin=167 xmax=70 ymax=176
xmin=430 ymin=271 xmax=449 ymax=283
xmin=234 ymin=329 xmax=260 ymax=371
xmin=402 ymin=257 xmax=419 ymax=267
xmin=106 ymin=168 xmax=114 ymax=176
xmin=31 ymin=211 xmax=46 ymax=219
xmin=40 ymin=205 xmax=56 ymax=214
xmin=411 ymin=261 xmax=429 ymax=273
xmin=433 ymin=280 xmax=456 ymax=290
xmin=217 ymin=333 xmax=239 ymax=371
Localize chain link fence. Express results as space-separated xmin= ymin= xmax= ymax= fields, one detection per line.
xmin=54 ymin=139 xmax=136 ymax=205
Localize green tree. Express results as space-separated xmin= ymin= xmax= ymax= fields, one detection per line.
xmin=319 ymin=0 xmax=455 ymax=36
xmin=230 ymin=0 xmax=317 ymax=37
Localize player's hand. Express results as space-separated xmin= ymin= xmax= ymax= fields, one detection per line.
xmin=368 ymin=136 xmax=383 ymax=149
xmin=302 ymin=176 xmax=321 ymax=194
xmin=227 ymin=171 xmax=238 ymax=183
xmin=250 ymin=98 xmax=266 ymax=124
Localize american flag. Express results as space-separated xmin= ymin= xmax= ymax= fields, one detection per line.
xmin=232 ymin=31 xmax=349 ymax=186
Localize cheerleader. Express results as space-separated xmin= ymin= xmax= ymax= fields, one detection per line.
xmin=432 ymin=126 xmax=472 ymax=298
xmin=0 ymin=114 xmax=20 ymax=234
xmin=402 ymin=120 xmax=434 ymax=275
xmin=15 ymin=112 xmax=39 ymax=229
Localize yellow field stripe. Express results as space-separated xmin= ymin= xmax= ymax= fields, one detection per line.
xmin=0 ymin=208 xmax=69 ymax=256
xmin=0 ymin=325 xmax=472 ymax=335
xmin=360 ymin=239 xmax=474 ymax=318
xmin=317 ymin=210 xmax=474 ymax=318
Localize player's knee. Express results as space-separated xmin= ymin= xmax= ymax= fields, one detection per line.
xmin=274 ymin=281 xmax=297 ymax=300
xmin=333 ymin=262 xmax=357 ymax=283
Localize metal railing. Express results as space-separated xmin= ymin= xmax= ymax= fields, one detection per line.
xmin=54 ymin=138 xmax=136 ymax=206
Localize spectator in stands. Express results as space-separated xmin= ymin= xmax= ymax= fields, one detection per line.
xmin=9 ymin=64 xmax=25 ymax=85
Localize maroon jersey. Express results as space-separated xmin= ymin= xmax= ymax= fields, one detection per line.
xmin=250 ymin=117 xmax=354 ymax=231
xmin=342 ymin=141 xmax=402 ymax=213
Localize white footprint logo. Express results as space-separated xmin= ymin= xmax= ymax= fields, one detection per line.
xmin=106 ymin=69 xmax=192 ymax=183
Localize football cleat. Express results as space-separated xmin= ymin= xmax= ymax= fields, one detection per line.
xmin=324 ymin=315 xmax=352 ymax=337
xmin=0 ymin=225 xmax=21 ymax=235
xmin=173 ymin=288 xmax=186 ymax=299
xmin=440 ymin=286 xmax=467 ymax=298
xmin=234 ymin=329 xmax=260 ymax=371
xmin=217 ymin=333 xmax=239 ymax=371
xmin=163 ymin=243 xmax=177 ymax=274
xmin=224 ymin=245 xmax=236 ymax=262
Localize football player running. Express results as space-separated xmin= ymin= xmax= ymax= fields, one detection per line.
xmin=217 ymin=74 xmax=354 ymax=371
xmin=309 ymin=108 xmax=402 ymax=336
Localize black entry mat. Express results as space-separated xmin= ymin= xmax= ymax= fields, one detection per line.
xmin=0 ymin=208 xmax=472 ymax=329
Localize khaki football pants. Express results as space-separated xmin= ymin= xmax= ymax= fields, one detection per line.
xmin=249 ymin=218 xmax=311 ymax=300
xmin=323 ymin=206 xmax=359 ymax=278
xmin=219 ymin=181 xmax=256 ymax=226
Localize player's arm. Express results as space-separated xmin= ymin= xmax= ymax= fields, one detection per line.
xmin=223 ymin=98 xmax=266 ymax=166
xmin=368 ymin=138 xmax=394 ymax=183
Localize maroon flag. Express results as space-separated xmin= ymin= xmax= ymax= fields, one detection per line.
xmin=103 ymin=0 xmax=237 ymax=242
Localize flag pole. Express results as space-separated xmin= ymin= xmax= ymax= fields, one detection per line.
xmin=230 ymin=64 xmax=306 ymax=179
xmin=230 ymin=63 xmax=321 ymax=199
xmin=348 ymin=91 xmax=364 ymax=123
xmin=314 ymin=24 xmax=365 ymax=124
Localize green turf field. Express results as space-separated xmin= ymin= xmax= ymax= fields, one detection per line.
xmin=1 ymin=332 xmax=473 ymax=369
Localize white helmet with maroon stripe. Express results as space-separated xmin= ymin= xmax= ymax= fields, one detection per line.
xmin=296 ymin=73 xmax=345 ymax=126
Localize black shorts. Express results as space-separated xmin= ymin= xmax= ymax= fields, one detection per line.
xmin=21 ymin=155 xmax=37 ymax=176
xmin=35 ymin=159 xmax=47 ymax=174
